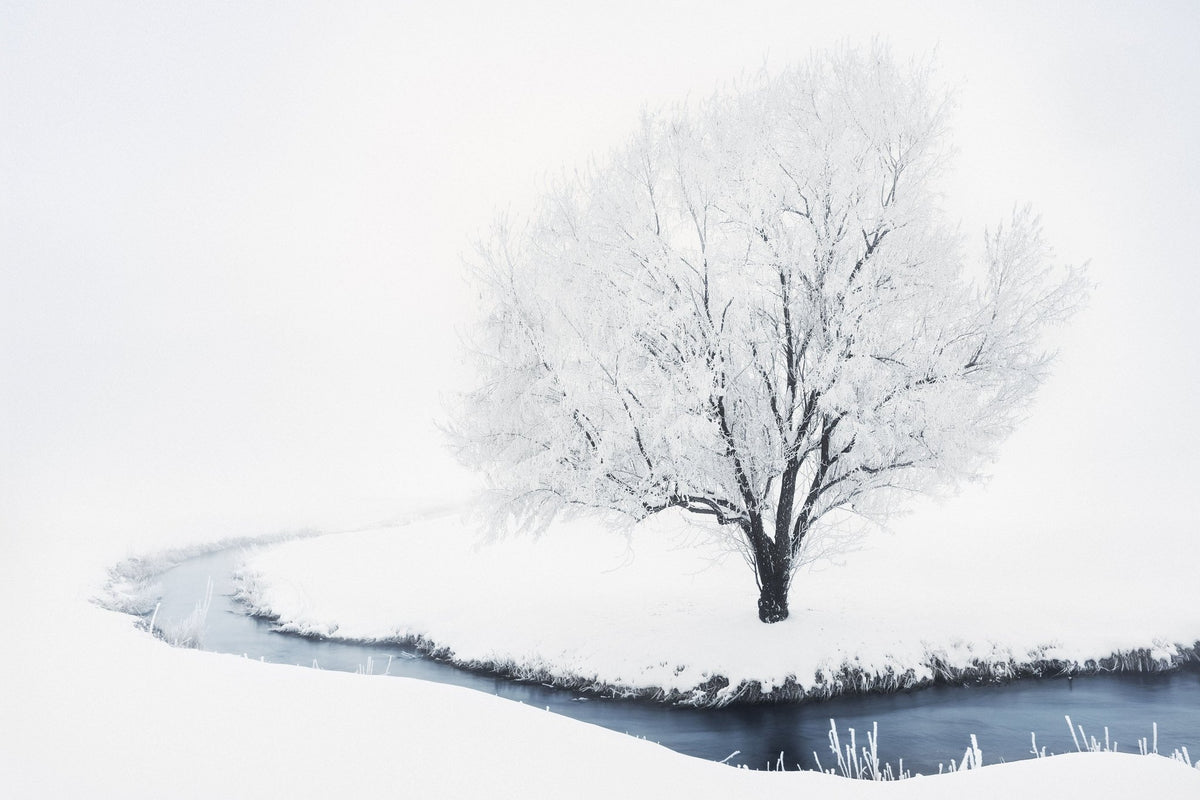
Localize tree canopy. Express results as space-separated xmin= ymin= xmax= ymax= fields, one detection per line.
xmin=455 ymin=46 xmax=1085 ymax=622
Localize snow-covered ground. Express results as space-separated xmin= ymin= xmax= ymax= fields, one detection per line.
xmin=237 ymin=506 xmax=1200 ymax=704
xmin=0 ymin=528 xmax=1195 ymax=798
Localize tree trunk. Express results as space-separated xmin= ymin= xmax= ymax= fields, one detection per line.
xmin=757 ymin=571 xmax=789 ymax=623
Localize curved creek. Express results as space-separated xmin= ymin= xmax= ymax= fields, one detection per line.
xmin=151 ymin=547 xmax=1200 ymax=773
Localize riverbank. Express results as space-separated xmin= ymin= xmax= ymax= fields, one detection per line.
xmin=3 ymin=527 xmax=1181 ymax=798
xmin=234 ymin=510 xmax=1200 ymax=707
xmin=10 ymin=491 xmax=1200 ymax=794
xmin=8 ymin=574 xmax=1200 ymax=798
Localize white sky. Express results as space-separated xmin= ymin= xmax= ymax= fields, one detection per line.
xmin=3 ymin=2 xmax=1199 ymax=570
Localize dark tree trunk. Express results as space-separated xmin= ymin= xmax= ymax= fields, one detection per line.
xmin=746 ymin=489 xmax=797 ymax=623
xmin=758 ymin=575 xmax=787 ymax=623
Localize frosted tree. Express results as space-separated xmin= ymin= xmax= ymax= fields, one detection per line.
xmin=455 ymin=47 xmax=1085 ymax=623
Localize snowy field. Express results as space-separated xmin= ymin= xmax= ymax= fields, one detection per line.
xmin=0 ymin=527 xmax=1194 ymax=798
xmin=237 ymin=506 xmax=1200 ymax=703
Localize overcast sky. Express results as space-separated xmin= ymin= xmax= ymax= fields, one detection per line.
xmin=3 ymin=2 xmax=1198 ymax=571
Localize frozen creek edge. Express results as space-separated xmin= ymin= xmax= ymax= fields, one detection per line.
xmin=95 ymin=538 xmax=1200 ymax=709
xmin=229 ymin=567 xmax=1200 ymax=708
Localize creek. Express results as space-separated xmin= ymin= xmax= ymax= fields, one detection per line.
xmin=151 ymin=546 xmax=1200 ymax=774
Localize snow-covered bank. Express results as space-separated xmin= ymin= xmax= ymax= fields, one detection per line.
xmin=6 ymin=598 xmax=1200 ymax=799
xmin=0 ymin=530 xmax=1192 ymax=799
xmin=236 ymin=511 xmax=1200 ymax=706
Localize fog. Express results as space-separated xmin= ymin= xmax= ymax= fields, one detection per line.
xmin=4 ymin=2 xmax=1198 ymax=576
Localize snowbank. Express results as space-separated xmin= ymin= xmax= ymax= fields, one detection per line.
xmin=237 ymin=510 xmax=1200 ymax=705
xmin=4 ymin=596 xmax=1199 ymax=799
xmin=0 ymin=537 xmax=1194 ymax=800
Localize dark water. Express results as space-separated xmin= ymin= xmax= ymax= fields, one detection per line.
xmin=151 ymin=548 xmax=1200 ymax=774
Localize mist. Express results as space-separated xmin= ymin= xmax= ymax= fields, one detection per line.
xmin=4 ymin=1 xmax=1198 ymax=578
